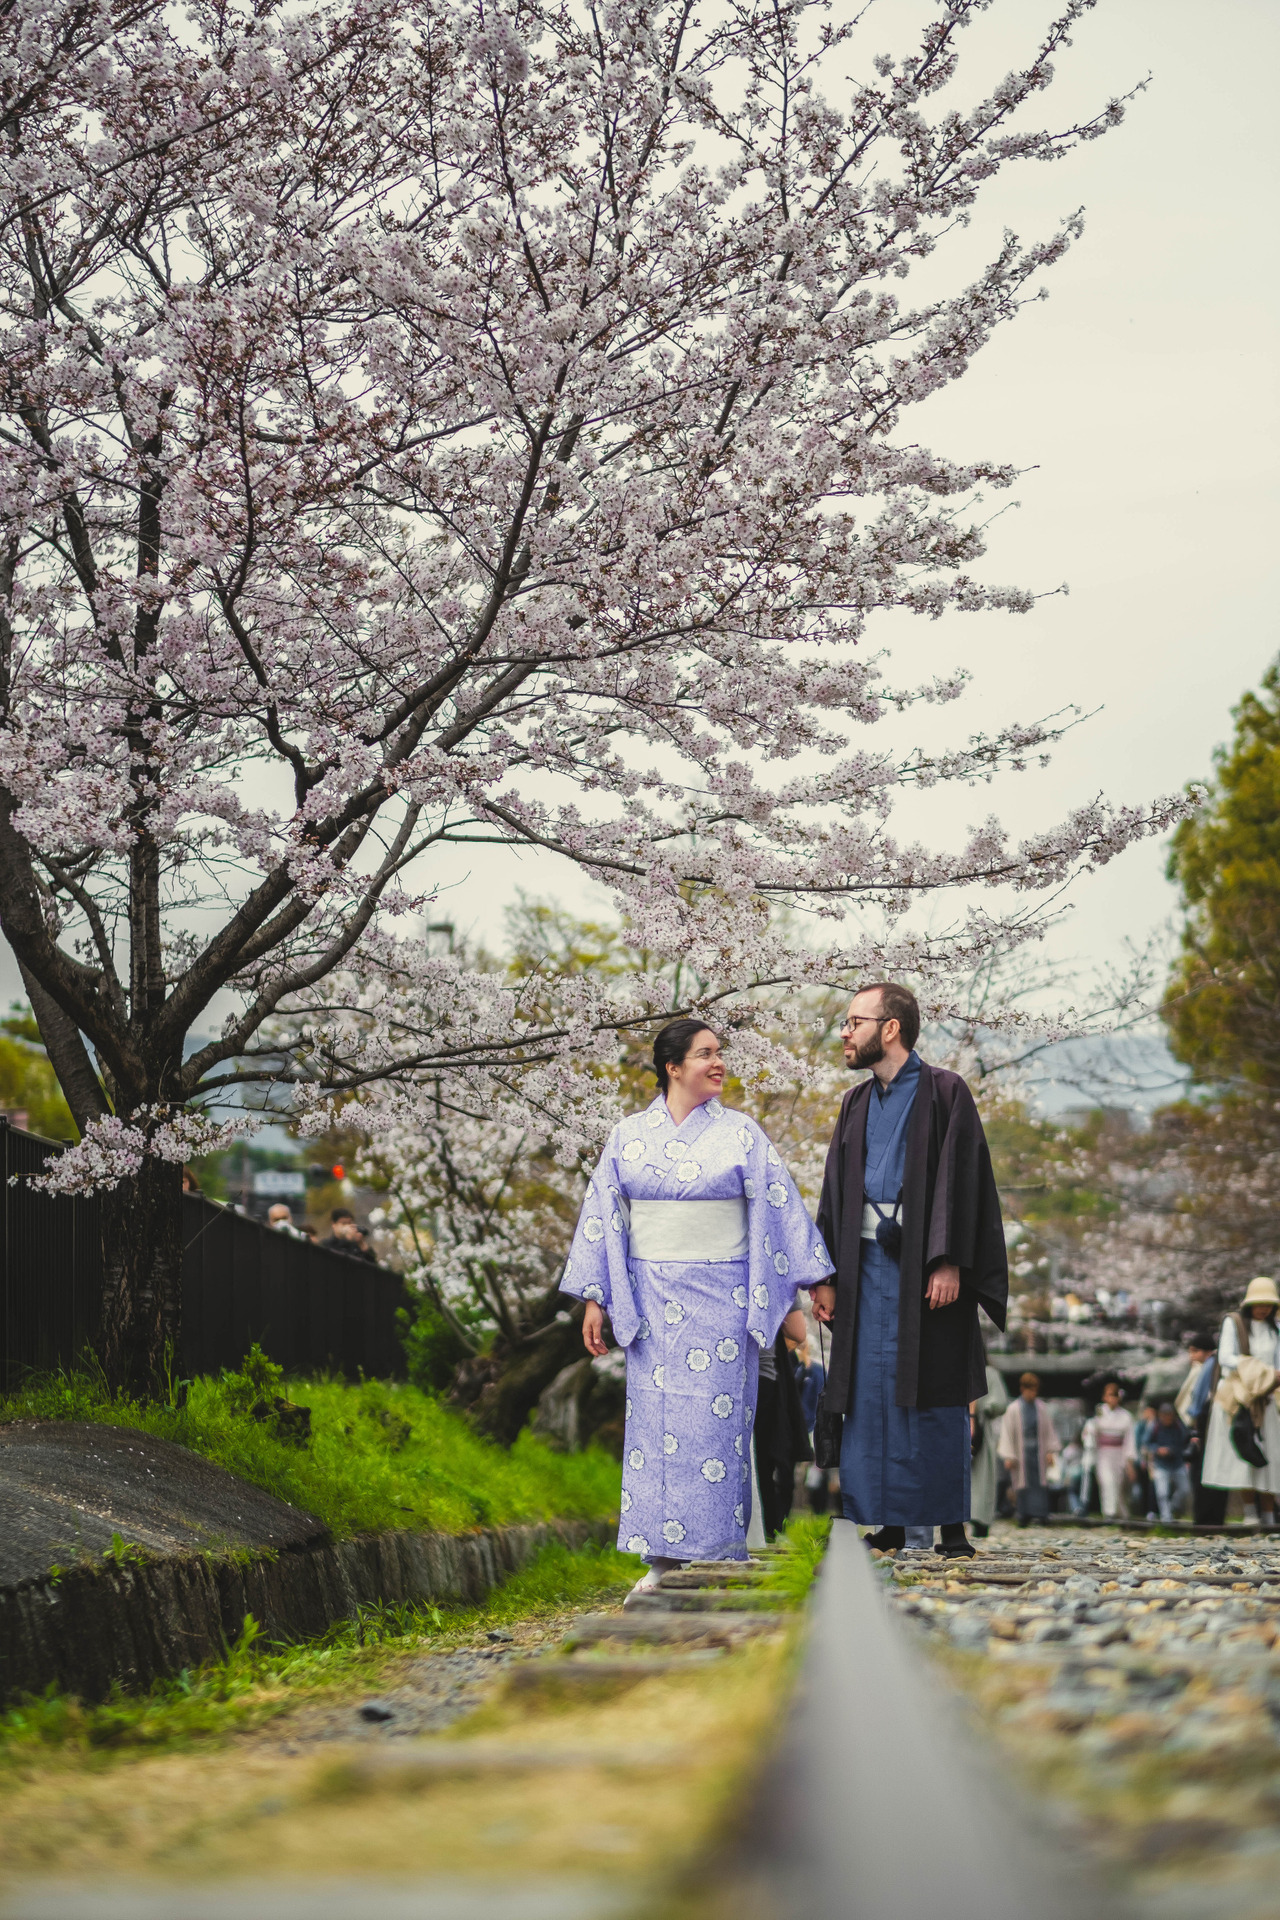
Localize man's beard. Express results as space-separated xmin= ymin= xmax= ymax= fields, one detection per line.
xmin=850 ymin=1032 xmax=884 ymax=1071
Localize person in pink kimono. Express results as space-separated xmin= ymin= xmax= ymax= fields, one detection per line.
xmin=1091 ymin=1381 xmax=1137 ymax=1518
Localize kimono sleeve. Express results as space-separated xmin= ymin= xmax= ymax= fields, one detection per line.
xmin=559 ymin=1129 xmax=641 ymax=1346
xmin=742 ymin=1124 xmax=834 ymax=1351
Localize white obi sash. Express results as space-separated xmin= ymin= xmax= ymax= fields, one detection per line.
xmin=628 ymin=1198 xmax=748 ymax=1264
xmin=861 ymin=1199 xmax=901 ymax=1240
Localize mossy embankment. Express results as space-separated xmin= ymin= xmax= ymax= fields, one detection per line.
xmin=0 ymin=1358 xmax=621 ymax=1540
xmin=0 ymin=1540 xmax=641 ymax=1770
xmin=1 ymin=1356 xmax=623 ymax=1709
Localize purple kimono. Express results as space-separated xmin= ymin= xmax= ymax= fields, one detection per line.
xmin=560 ymin=1095 xmax=834 ymax=1562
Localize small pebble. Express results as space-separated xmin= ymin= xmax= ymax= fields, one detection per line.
xmin=889 ymin=1520 xmax=1280 ymax=1906
xmin=358 ymin=1699 xmax=396 ymax=1722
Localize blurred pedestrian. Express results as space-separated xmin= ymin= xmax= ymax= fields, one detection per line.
xmin=1149 ymin=1403 xmax=1192 ymax=1521
xmin=267 ymin=1202 xmax=302 ymax=1236
xmin=756 ymin=1308 xmax=814 ymax=1538
xmin=1094 ymin=1382 xmax=1137 ymax=1519
xmin=1177 ymin=1334 xmax=1225 ymax=1525
xmin=1059 ymin=1434 xmax=1085 ymax=1514
xmin=969 ymin=1362 xmax=1009 ymax=1538
xmin=795 ymin=1336 xmax=837 ymax=1515
xmin=1078 ymin=1412 xmax=1098 ymax=1515
xmin=997 ymin=1372 xmax=1058 ymax=1527
xmin=1203 ymin=1277 xmax=1280 ymax=1527
xmin=795 ymin=1334 xmax=824 ymax=1427
xmin=1133 ymin=1402 xmax=1158 ymax=1519
xmin=320 ymin=1207 xmax=377 ymax=1262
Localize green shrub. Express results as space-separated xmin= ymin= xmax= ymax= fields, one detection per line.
xmin=397 ymin=1295 xmax=474 ymax=1396
xmin=217 ymin=1343 xmax=285 ymax=1413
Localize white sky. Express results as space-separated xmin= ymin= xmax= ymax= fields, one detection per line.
xmin=6 ymin=0 xmax=1278 ymax=1043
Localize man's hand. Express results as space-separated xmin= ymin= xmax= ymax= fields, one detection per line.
xmin=925 ymin=1263 xmax=960 ymax=1310
xmin=582 ymin=1301 xmax=609 ymax=1356
xmin=811 ymin=1283 xmax=836 ymax=1325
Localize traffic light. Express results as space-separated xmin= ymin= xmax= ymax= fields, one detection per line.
xmin=307 ymin=1161 xmax=349 ymax=1186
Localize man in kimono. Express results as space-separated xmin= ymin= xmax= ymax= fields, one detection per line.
xmin=811 ymin=983 xmax=1008 ymax=1557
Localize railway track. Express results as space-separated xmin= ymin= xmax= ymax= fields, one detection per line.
xmin=10 ymin=1521 xmax=1280 ymax=1918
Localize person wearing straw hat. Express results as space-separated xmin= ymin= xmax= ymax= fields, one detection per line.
xmin=1202 ymin=1277 xmax=1280 ymax=1526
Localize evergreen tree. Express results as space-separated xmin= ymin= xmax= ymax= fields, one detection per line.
xmin=1165 ymin=661 xmax=1280 ymax=1088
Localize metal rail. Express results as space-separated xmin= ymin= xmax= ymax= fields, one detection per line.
xmin=727 ymin=1518 xmax=1121 ymax=1919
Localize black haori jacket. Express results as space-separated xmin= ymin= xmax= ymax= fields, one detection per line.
xmin=816 ymin=1061 xmax=1009 ymax=1412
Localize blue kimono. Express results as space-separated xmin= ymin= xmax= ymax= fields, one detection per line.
xmin=839 ymin=1054 xmax=970 ymax=1528
xmin=560 ymin=1095 xmax=833 ymax=1561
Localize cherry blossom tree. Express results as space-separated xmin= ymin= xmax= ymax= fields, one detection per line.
xmin=0 ymin=0 xmax=1187 ymax=1389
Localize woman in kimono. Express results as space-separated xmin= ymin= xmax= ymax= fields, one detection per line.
xmin=561 ymin=1018 xmax=834 ymax=1593
xmin=1093 ymin=1381 xmax=1137 ymax=1518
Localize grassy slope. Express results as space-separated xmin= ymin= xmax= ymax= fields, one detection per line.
xmin=0 ymin=1371 xmax=621 ymax=1539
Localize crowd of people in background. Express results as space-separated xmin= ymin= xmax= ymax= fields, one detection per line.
xmin=267 ymin=1202 xmax=378 ymax=1261
xmin=181 ymin=1163 xmax=381 ymax=1265
xmin=773 ymin=1270 xmax=1280 ymax=1534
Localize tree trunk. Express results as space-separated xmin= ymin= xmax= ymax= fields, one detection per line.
xmin=100 ymin=1156 xmax=183 ymax=1397
xmin=449 ymin=1291 xmax=591 ymax=1448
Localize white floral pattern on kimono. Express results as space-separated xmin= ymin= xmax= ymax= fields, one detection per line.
xmin=560 ymin=1095 xmax=833 ymax=1561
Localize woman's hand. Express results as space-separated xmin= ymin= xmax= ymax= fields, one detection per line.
xmin=811 ymin=1283 xmax=836 ymax=1325
xmin=781 ymin=1307 xmax=808 ymax=1349
xmin=582 ymin=1301 xmax=609 ymax=1357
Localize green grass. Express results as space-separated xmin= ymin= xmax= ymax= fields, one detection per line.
xmin=0 ymin=1542 xmax=642 ymax=1768
xmin=0 ymin=1364 xmax=621 ymax=1539
xmin=762 ymin=1513 xmax=830 ymax=1604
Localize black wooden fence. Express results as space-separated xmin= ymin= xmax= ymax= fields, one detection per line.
xmin=0 ymin=1120 xmax=407 ymax=1389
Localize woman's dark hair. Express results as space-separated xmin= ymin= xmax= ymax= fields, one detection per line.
xmin=653 ymin=1018 xmax=720 ymax=1095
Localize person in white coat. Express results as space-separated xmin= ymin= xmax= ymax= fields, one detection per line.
xmin=969 ymin=1363 xmax=1009 ymax=1537
xmin=1202 ymin=1276 xmax=1280 ymax=1526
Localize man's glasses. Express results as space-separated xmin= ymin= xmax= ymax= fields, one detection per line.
xmin=840 ymin=1014 xmax=888 ymax=1035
